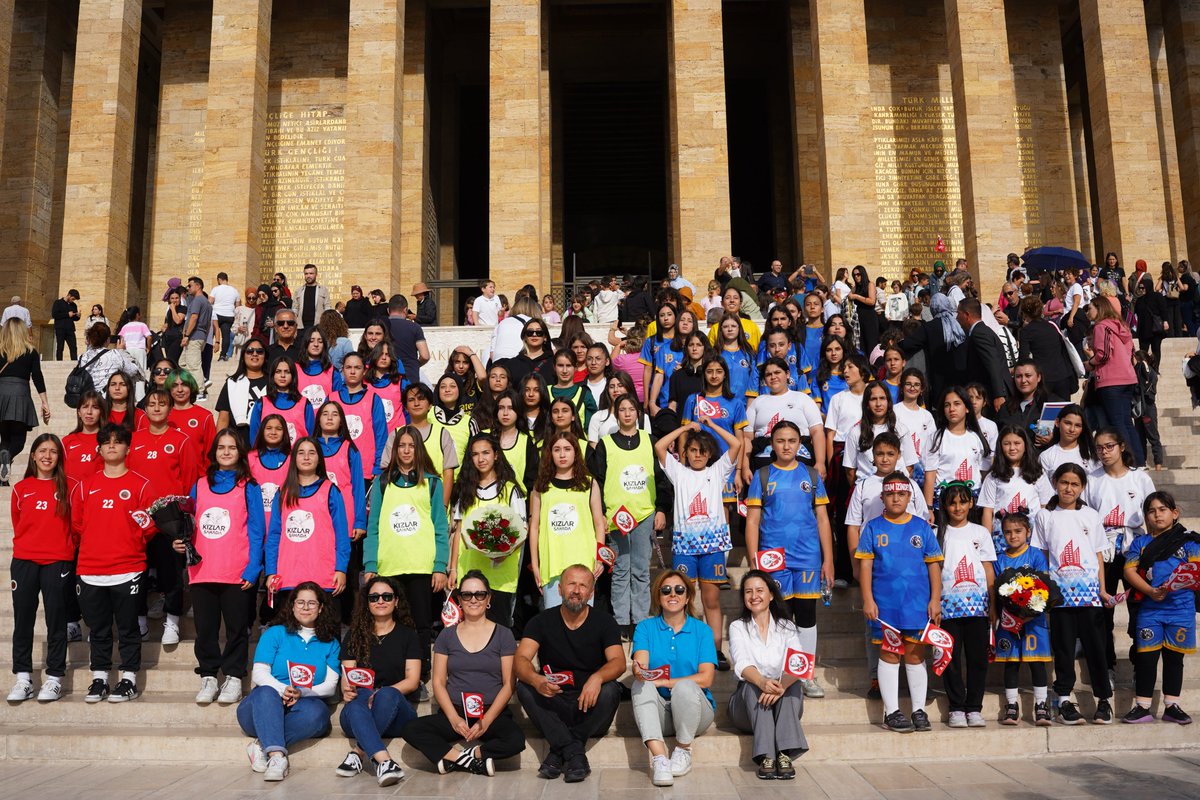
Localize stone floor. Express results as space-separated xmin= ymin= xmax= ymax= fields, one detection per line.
xmin=5 ymin=751 xmax=1200 ymax=799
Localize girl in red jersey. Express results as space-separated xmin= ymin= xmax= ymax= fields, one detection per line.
xmin=62 ymin=390 xmax=104 ymax=483
xmin=8 ymin=434 xmax=75 ymax=703
xmin=166 ymin=369 xmax=217 ymax=468
xmin=249 ymin=356 xmax=316 ymax=444
xmin=105 ymin=372 xmax=143 ymax=431
xmin=265 ymin=437 xmax=350 ymax=596
xmin=70 ymin=423 xmax=157 ymax=703
xmin=179 ymin=428 xmax=265 ymax=706
xmin=128 ymin=389 xmax=202 ymax=644
xmin=249 ymin=414 xmax=291 ymax=626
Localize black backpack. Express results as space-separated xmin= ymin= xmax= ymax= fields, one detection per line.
xmin=63 ymin=351 xmax=106 ymax=408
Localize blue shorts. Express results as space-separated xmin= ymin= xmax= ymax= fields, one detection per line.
xmin=722 ymin=475 xmax=738 ymax=503
xmin=674 ymin=551 xmax=728 ymax=584
xmin=769 ymin=567 xmax=821 ymax=600
xmin=868 ymin=621 xmax=922 ymax=646
xmin=1135 ymin=616 xmax=1196 ymax=654
xmin=994 ymin=615 xmax=1051 ymax=662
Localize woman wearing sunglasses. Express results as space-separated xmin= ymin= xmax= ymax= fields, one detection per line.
xmin=631 ymin=569 xmax=717 ymax=787
xmin=401 ymin=570 xmax=526 ymax=775
xmin=215 ymin=341 xmax=270 ymax=440
xmin=334 ymin=577 xmax=421 ymax=786
xmin=496 ymin=318 xmax=556 ymax=387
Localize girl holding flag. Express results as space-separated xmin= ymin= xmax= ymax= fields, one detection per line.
xmin=238 ymin=581 xmax=341 ymax=782
xmin=181 ymin=428 xmax=265 ymax=706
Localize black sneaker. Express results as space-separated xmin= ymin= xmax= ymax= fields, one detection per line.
xmin=1122 ymin=704 xmax=1156 ymax=724
xmin=1034 ymin=701 xmax=1052 ymax=726
xmin=108 ymin=678 xmax=138 ymax=703
xmin=716 ymin=652 xmax=731 ymax=672
xmin=1163 ymin=703 xmax=1193 ymax=725
xmin=336 ymin=751 xmax=364 ymax=776
xmin=563 ymin=753 xmax=590 ymax=783
xmin=85 ymin=678 xmax=109 ymax=703
xmin=1092 ymin=699 xmax=1113 ymax=725
xmin=1001 ymin=702 xmax=1019 ymax=725
xmin=884 ymin=709 xmax=914 ymax=733
xmin=537 ymin=750 xmax=563 ymax=779
xmin=911 ymin=709 xmax=931 ymax=732
xmin=375 ymin=758 xmax=405 ymax=787
xmin=0 ymin=449 xmax=11 ymax=485
xmin=867 ymin=679 xmax=882 ymax=700
xmin=756 ymin=756 xmax=777 ymax=780
xmin=453 ymin=749 xmax=494 ymax=776
xmin=1057 ymin=700 xmax=1084 ymax=725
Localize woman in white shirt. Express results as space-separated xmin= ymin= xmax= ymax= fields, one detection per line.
xmin=116 ymin=306 xmax=152 ymax=374
xmin=727 ymin=571 xmax=807 ymax=781
xmin=588 ymin=372 xmax=650 ymax=443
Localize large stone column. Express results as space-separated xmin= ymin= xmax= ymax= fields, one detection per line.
xmin=943 ymin=0 xmax=1026 ymax=299
xmin=198 ymin=0 xmax=271 ymax=292
xmin=1164 ymin=0 xmax=1200 ymax=260
xmin=809 ymin=0 xmax=877 ymax=273
xmin=399 ymin=0 xmax=429 ymax=298
xmin=344 ymin=0 xmax=403 ymax=298
xmin=0 ymin=0 xmax=15 ymax=169
xmin=489 ymin=0 xmax=551 ymax=293
xmin=57 ymin=0 xmax=142 ymax=312
xmin=790 ymin=0 xmax=822 ymax=265
xmin=667 ymin=0 xmax=731 ymax=276
xmin=1078 ymin=0 xmax=1167 ymax=263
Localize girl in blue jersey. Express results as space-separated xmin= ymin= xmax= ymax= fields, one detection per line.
xmin=744 ymin=421 xmax=833 ymax=698
xmin=250 ymin=356 xmax=316 ymax=443
xmin=856 ymin=472 xmax=943 ymax=733
xmin=648 ymin=310 xmax=699 ymax=418
xmin=638 ymin=302 xmax=678 ymax=405
xmin=880 ymin=347 xmax=905 ymax=403
xmin=811 ymin=335 xmax=849 ymax=411
xmin=795 ymin=293 xmax=826 ymax=376
xmin=314 ymin=401 xmax=367 ymax=540
xmin=680 ymin=357 xmax=748 ymax=461
xmin=716 ymin=313 xmax=758 ymax=407
xmin=993 ymin=512 xmax=1052 ymax=726
xmin=1122 ymin=492 xmax=1200 ymax=724
xmin=758 ymin=328 xmax=807 ymax=395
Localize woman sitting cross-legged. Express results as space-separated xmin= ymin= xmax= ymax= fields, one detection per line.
xmin=334 ymin=576 xmax=422 ymax=787
xmin=401 ymin=570 xmax=526 ymax=775
xmin=237 ymin=581 xmax=341 ymax=782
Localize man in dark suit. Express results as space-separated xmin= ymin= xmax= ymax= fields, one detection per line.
xmin=956 ymin=298 xmax=1015 ymax=413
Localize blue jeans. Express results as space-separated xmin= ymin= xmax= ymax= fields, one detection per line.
xmin=337 ymin=687 xmax=417 ymax=758
xmin=1093 ymin=384 xmax=1146 ymax=467
xmin=610 ymin=515 xmax=654 ymax=625
xmin=236 ymin=685 xmax=332 ymax=755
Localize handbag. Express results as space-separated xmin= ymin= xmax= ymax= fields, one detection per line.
xmin=1055 ymin=324 xmax=1087 ymax=379
xmin=1166 ymin=281 xmax=1180 ymax=300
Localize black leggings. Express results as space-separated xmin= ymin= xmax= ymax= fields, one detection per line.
xmin=1102 ymin=557 xmax=1134 ymax=670
xmin=0 ymin=421 xmax=29 ymax=460
xmin=401 ymin=709 xmax=526 ymax=766
xmin=389 ymin=573 xmax=435 ymax=679
xmin=1003 ymin=661 xmax=1048 ymax=689
xmin=1135 ymin=647 xmax=1185 ymax=698
xmin=1050 ymin=606 xmax=1112 ymax=699
xmin=788 ymin=597 xmax=816 ymax=628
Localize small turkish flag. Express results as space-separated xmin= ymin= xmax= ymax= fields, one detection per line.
xmin=612 ymin=505 xmax=636 ymax=535
xmin=879 ymin=620 xmax=905 ymax=654
xmin=542 ymin=665 xmax=576 ymax=687
xmin=635 ymin=663 xmax=671 ymax=681
xmin=999 ymin=608 xmax=1025 ymax=634
xmin=461 ymin=692 xmax=485 ymax=720
xmin=932 ymin=645 xmax=953 ymax=676
xmin=287 ymin=661 xmax=316 ymax=688
xmin=344 ymin=666 xmax=375 ymax=689
xmin=596 ymin=542 xmax=617 ymax=572
xmin=441 ymin=594 xmax=462 ymax=627
xmin=782 ymin=648 xmax=815 ymax=680
xmin=1107 ymin=590 xmax=1130 ymax=606
xmin=696 ymin=397 xmax=721 ymax=419
xmin=1164 ymin=562 xmax=1200 ymax=592
xmin=755 ymin=547 xmax=786 ymax=572
xmin=919 ymin=621 xmax=955 ymax=651
xmin=737 ymin=499 xmax=748 ymax=517
xmin=936 ymin=235 xmax=946 ymax=253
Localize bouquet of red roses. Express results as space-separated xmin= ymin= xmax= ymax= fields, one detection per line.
xmin=462 ymin=505 xmax=527 ymax=565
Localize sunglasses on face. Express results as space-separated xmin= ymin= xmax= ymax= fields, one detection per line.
xmin=525 ymin=330 xmax=546 ymax=338
xmin=245 ymin=348 xmax=265 ymax=356
xmin=367 ymin=592 xmax=396 ymax=603
xmin=276 ymin=320 xmax=296 ymax=327
xmin=659 ymin=584 xmax=688 ymax=596
xmin=459 ymin=590 xmax=489 ymax=601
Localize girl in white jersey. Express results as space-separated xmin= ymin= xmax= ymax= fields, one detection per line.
xmin=1084 ymin=427 xmax=1156 ymax=681
xmin=978 ymin=426 xmax=1052 ymax=553
xmin=1038 ymin=404 xmax=1097 ymax=476
xmin=923 ymin=387 xmax=992 ymax=515
xmin=965 ymin=384 xmax=999 ymax=454
xmin=894 ymin=367 xmax=935 ymax=487
xmin=822 ymin=353 xmax=870 ymax=587
xmin=842 ymin=381 xmax=917 ymax=484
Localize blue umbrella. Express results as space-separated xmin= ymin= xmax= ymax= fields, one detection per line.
xmin=1020 ymin=246 xmax=1090 ymax=275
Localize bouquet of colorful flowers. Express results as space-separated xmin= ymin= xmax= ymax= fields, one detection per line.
xmin=994 ymin=566 xmax=1062 ymax=632
xmin=462 ymin=505 xmax=527 ymax=566
xmin=148 ymin=495 xmax=201 ymax=567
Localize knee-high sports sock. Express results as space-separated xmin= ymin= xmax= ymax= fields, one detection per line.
xmin=878 ymin=660 xmax=901 ymax=714
xmin=905 ymin=663 xmax=928 ymax=710
xmin=798 ymin=625 xmax=817 ymax=657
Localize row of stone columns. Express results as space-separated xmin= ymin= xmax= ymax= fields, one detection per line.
xmin=34 ymin=0 xmax=1200 ymax=313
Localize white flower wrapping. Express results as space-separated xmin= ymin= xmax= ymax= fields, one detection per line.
xmin=462 ymin=504 xmax=528 ymax=565
xmin=998 ymin=580 xmax=1017 ymax=597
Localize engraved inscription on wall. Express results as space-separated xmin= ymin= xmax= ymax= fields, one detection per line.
xmin=1014 ymin=104 xmax=1041 ymax=248
xmin=262 ymin=105 xmax=346 ymax=287
xmin=872 ymin=97 xmax=964 ymax=277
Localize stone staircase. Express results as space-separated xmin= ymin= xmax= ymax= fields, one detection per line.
xmin=0 ymin=349 xmax=1196 ymax=767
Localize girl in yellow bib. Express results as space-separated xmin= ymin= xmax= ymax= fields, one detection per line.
xmin=528 ymin=431 xmax=607 ymax=609
xmin=364 ymin=425 xmax=449 ymax=684
xmin=479 ymin=388 xmax=538 ymax=493
xmin=448 ymin=433 xmax=527 ymax=626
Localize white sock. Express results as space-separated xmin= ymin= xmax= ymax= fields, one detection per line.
xmin=166 ymin=613 xmax=180 ymax=626
xmin=43 ymin=675 xmax=60 ymax=686
xmin=1033 ymin=686 xmax=1047 ymax=703
xmin=120 ymin=671 xmax=136 ymax=683
xmin=1005 ymin=688 xmax=1018 ymax=704
xmin=1137 ymin=698 xmax=1152 ymax=709
xmin=16 ymin=672 xmax=31 ymax=683
xmin=798 ymin=625 xmax=817 ymax=658
xmin=878 ymin=660 xmax=901 ymax=713
xmin=1059 ymin=694 xmax=1073 ymax=705
xmin=92 ymin=670 xmax=107 ymax=680
xmin=905 ymin=663 xmax=928 ymax=710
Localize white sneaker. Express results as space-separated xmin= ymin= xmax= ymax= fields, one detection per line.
xmin=161 ymin=618 xmax=181 ymax=645
xmin=801 ymin=677 xmax=826 ymax=698
xmin=264 ymin=753 xmax=289 ymax=781
xmin=66 ymin=622 xmax=82 ymax=642
xmin=217 ymin=676 xmax=243 ymax=704
xmin=966 ymin=711 xmax=986 ymax=728
xmin=147 ymin=595 xmax=165 ymax=619
xmin=246 ymin=740 xmax=269 ymax=773
xmin=948 ymin=711 xmax=968 ymax=728
xmin=7 ymin=680 xmax=33 ymax=702
xmin=36 ymin=679 xmax=62 ymax=703
xmin=195 ymin=676 xmax=219 ymax=705
xmin=669 ymin=746 xmax=693 ymax=777
xmin=651 ymin=755 xmax=674 ymax=786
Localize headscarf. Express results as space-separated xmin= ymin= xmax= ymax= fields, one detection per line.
xmin=931 ymin=293 xmax=965 ymax=348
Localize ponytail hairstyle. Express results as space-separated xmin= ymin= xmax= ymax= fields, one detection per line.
xmin=1046 ymin=403 xmax=1094 ymax=462
xmin=935 ymin=482 xmax=975 ymax=549
xmin=253 ymin=413 xmax=293 ymax=456
xmin=931 ymin=385 xmax=991 ymax=460
xmin=857 ymin=380 xmax=899 ymax=453
xmin=991 ymin=426 xmax=1043 ymax=485
xmin=1093 ymin=426 xmax=1135 ymax=470
xmin=1000 ymin=510 xmax=1033 ymax=545
xmin=206 ymin=427 xmax=255 ymax=487
xmin=1046 ymin=462 xmax=1088 ymax=510
xmin=23 ymin=433 xmax=70 ymax=520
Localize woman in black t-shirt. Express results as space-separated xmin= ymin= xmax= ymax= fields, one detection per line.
xmin=335 ymin=576 xmax=422 ymax=786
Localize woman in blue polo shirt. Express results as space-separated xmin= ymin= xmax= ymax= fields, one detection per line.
xmin=630 ymin=569 xmax=717 ymax=788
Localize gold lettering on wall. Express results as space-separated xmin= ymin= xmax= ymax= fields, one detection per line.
xmin=262 ymin=106 xmax=346 ymax=287
xmin=186 ymin=130 xmax=205 ymax=273
xmin=1014 ymin=104 xmax=1041 ymax=247
xmin=872 ymin=97 xmax=964 ymax=278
